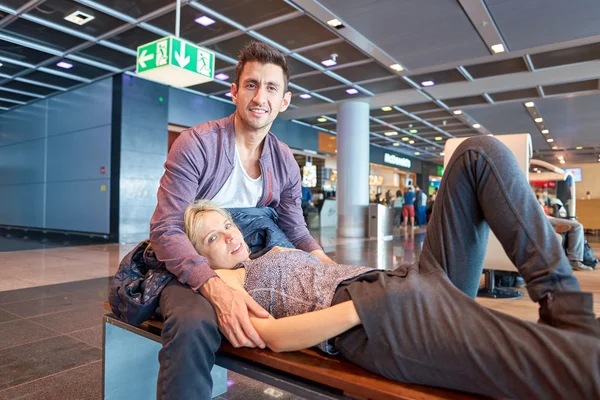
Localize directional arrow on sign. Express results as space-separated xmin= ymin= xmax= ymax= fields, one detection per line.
xmin=174 ymin=41 xmax=190 ymax=68
xmin=138 ymin=49 xmax=154 ymax=69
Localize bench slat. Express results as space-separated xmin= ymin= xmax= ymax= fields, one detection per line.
xmin=103 ymin=303 xmax=484 ymax=400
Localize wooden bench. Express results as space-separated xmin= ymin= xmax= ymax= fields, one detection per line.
xmin=102 ymin=302 xmax=486 ymax=400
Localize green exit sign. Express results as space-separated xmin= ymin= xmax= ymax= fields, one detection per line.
xmin=136 ymin=36 xmax=215 ymax=87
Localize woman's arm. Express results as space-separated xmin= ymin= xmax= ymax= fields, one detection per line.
xmin=250 ymin=301 xmax=361 ymax=353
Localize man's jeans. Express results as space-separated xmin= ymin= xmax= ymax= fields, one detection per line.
xmin=547 ymin=215 xmax=584 ymax=261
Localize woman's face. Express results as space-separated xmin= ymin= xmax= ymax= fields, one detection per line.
xmin=195 ymin=211 xmax=250 ymax=269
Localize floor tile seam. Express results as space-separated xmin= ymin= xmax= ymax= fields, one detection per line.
xmin=0 ymin=332 xmax=64 ymax=352
xmin=21 ymin=302 xmax=105 ymax=321
xmin=66 ymin=331 xmax=102 ymax=349
xmin=0 ymin=359 xmax=102 ymax=394
xmin=0 ymin=292 xmax=83 ymax=308
xmin=0 ymin=308 xmax=25 ymax=322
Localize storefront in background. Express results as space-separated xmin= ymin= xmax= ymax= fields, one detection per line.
xmin=369 ymin=148 xmax=421 ymax=203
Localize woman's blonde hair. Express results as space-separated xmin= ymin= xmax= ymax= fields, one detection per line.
xmin=184 ymin=200 xmax=232 ymax=254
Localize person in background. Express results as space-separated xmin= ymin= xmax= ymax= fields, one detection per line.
xmin=393 ymin=190 xmax=404 ymax=230
xmin=385 ymin=189 xmax=393 ymax=207
xmin=414 ymin=185 xmax=427 ymax=227
xmin=402 ymin=187 xmax=416 ymax=228
xmin=301 ymin=185 xmax=314 ymax=222
xmin=374 ymin=193 xmax=385 ymax=205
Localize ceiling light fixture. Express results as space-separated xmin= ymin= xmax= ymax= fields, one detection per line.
xmin=576 ymin=146 xmax=583 ymax=150
xmin=214 ymin=73 xmax=229 ymax=81
xmin=64 ymin=10 xmax=95 ymax=25
xmin=541 ymin=129 xmax=549 ymax=134
xmin=225 ymin=92 xmax=232 ymax=97
xmin=346 ymin=88 xmax=359 ymax=95
xmin=487 ymin=134 xmax=494 ymax=136
xmin=195 ymin=16 xmax=216 ymax=26
xmin=0 ymin=62 xmax=3 ymax=67
xmin=414 ymin=152 xmax=421 ymax=155
xmin=401 ymin=137 xmax=409 ymax=141
xmin=491 ymin=44 xmax=505 ymax=53
xmin=321 ymin=53 xmax=338 ymax=67
xmin=552 ymin=145 xmax=558 ymax=149
xmin=453 ymin=110 xmax=462 ymax=115
xmin=317 ymin=117 xmax=327 ymax=123
xmin=393 ymin=143 xmax=400 ymax=146
xmin=547 ymin=138 xmax=554 ymax=142
xmin=409 ymin=140 xmax=415 ymax=144
xmin=384 ymin=131 xmax=398 ymax=136
xmin=409 ymin=129 xmax=418 ymax=133
xmin=559 ymin=160 xmax=566 ymax=164
xmin=299 ymin=93 xmax=312 ymax=99
xmin=440 ymin=152 xmax=445 ymax=156
xmin=525 ymin=102 xmax=535 ymax=108
xmin=327 ymin=18 xmax=344 ymax=28
xmin=421 ymin=80 xmax=434 ymax=87
xmin=534 ymin=117 xmax=543 ymax=123
xmin=390 ymin=63 xmax=404 ymax=72
xmin=56 ymin=61 xmax=73 ymax=69
xmin=473 ymin=123 xmax=481 ymax=129
xmin=435 ymin=137 xmax=442 ymax=141
xmin=381 ymin=106 xmax=393 ymax=112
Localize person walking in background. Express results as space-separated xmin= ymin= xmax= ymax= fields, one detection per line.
xmin=393 ymin=190 xmax=404 ymax=231
xmin=402 ymin=187 xmax=416 ymax=228
xmin=414 ymin=185 xmax=427 ymax=227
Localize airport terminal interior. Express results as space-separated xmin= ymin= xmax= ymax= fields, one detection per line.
xmin=1 ymin=0 xmax=600 ymax=399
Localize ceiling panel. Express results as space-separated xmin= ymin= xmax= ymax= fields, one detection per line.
xmin=74 ymin=44 xmax=136 ymax=69
xmin=287 ymin=57 xmax=316 ymax=76
xmin=291 ymin=93 xmax=328 ymax=106
xmin=43 ymin=59 xmax=108 ymax=79
xmin=293 ymin=73 xmax=341 ymax=91
xmin=443 ymin=95 xmax=488 ymax=107
xmin=542 ymin=79 xmax=599 ymax=96
xmin=417 ymin=110 xmax=453 ymax=119
xmin=22 ymin=70 xmax=80 ymax=88
xmin=0 ymin=39 xmax=54 ymax=65
xmin=359 ymin=77 xmax=412 ymax=94
xmin=537 ymin=93 xmax=600 ymax=148
xmin=401 ymin=102 xmax=440 ymax=113
xmin=3 ymin=18 xmax=86 ymax=51
xmin=1 ymin=80 xmax=58 ymax=96
xmin=0 ymin=90 xmax=36 ymax=102
xmin=296 ymin=41 xmax=369 ymax=68
xmin=91 ymin=0 xmax=174 ymax=19
xmin=0 ymin=61 xmax=29 ymax=76
xmin=256 ymin=15 xmax=337 ymax=50
xmin=319 ymin=0 xmax=489 ymax=70
xmin=149 ymin=6 xmax=238 ymax=43
xmin=488 ymin=88 xmax=539 ymax=102
xmin=1 ymin=0 xmax=39 ymax=8
xmin=485 ymin=0 xmax=600 ymax=51
xmin=0 ymin=99 xmax=17 ymax=108
xmin=194 ymin=0 xmax=297 ymax=27
xmin=333 ymin=61 xmax=395 ymax=82
xmin=409 ymin=69 xmax=467 ymax=86
xmin=295 ymin=115 xmax=336 ymax=125
xmin=465 ymin=102 xmax=549 ymax=149
xmin=315 ymin=86 xmax=366 ymax=101
xmin=205 ymin=33 xmax=255 ymax=60
xmin=27 ymin=0 xmax=125 ymax=37
xmin=464 ymin=57 xmax=529 ymax=79
xmin=530 ymin=42 xmax=600 ymax=69
xmin=188 ymin=80 xmax=230 ymax=94
xmin=104 ymin=26 xmax=162 ymax=51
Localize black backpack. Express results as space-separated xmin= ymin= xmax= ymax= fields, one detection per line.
xmin=582 ymin=240 xmax=598 ymax=269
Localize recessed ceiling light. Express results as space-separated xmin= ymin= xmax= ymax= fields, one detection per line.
xmin=558 ymin=155 xmax=564 ymax=159
xmin=64 ymin=10 xmax=95 ymax=25
xmin=299 ymin=93 xmax=312 ymax=99
xmin=473 ymin=123 xmax=481 ymax=129
xmin=552 ymin=145 xmax=558 ymax=149
xmin=559 ymin=160 xmax=566 ymax=164
xmin=390 ymin=63 xmax=404 ymax=72
xmin=440 ymin=152 xmax=445 ymax=156
xmin=327 ymin=18 xmax=343 ymax=28
xmin=534 ymin=117 xmax=543 ymax=123
xmin=487 ymin=134 xmax=494 ymax=136
xmin=195 ymin=16 xmax=216 ymax=26
xmin=0 ymin=62 xmax=3 ymax=67
xmin=453 ymin=110 xmax=462 ymax=115
xmin=541 ymin=129 xmax=549 ymax=134
xmin=56 ymin=61 xmax=73 ymax=69
xmin=409 ymin=129 xmax=418 ymax=133
xmin=435 ymin=136 xmax=442 ymax=141
xmin=225 ymin=92 xmax=232 ymax=97
xmin=321 ymin=59 xmax=337 ymax=67
xmin=491 ymin=44 xmax=505 ymax=53
xmin=384 ymin=131 xmax=398 ymax=136
xmin=345 ymin=88 xmax=359 ymax=95
xmin=547 ymin=138 xmax=554 ymax=142
xmin=576 ymin=146 xmax=583 ymax=150
xmin=525 ymin=102 xmax=535 ymax=108
xmin=409 ymin=140 xmax=415 ymax=144
xmin=414 ymin=152 xmax=420 ymax=155
xmin=317 ymin=117 xmax=327 ymax=123
xmin=381 ymin=106 xmax=393 ymax=112
xmin=401 ymin=137 xmax=409 ymax=141
xmin=214 ymin=73 xmax=229 ymax=81
xmin=393 ymin=142 xmax=400 ymax=146
xmin=421 ymin=80 xmax=434 ymax=87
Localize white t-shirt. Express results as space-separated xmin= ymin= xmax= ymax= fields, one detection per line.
xmin=211 ymin=145 xmax=263 ymax=208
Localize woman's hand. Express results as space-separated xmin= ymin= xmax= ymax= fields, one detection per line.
xmin=201 ymin=277 xmax=269 ymax=348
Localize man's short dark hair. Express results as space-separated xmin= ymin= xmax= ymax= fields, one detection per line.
xmin=234 ymin=41 xmax=290 ymax=92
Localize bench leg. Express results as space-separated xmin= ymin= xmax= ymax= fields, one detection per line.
xmin=103 ymin=315 xmax=227 ymax=399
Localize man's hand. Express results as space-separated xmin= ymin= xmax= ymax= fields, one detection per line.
xmin=200 ymin=277 xmax=269 ymax=348
xmin=310 ymin=249 xmax=335 ymax=264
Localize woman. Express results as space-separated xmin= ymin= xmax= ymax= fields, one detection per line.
xmin=184 ymin=137 xmax=600 ymax=399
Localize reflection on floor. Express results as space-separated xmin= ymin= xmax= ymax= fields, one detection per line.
xmin=0 ymin=226 xmax=598 ymax=399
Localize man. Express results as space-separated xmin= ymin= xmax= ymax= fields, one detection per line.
xmin=149 ymin=41 xmax=334 ymax=399
xmin=403 ymin=186 xmax=416 ymax=228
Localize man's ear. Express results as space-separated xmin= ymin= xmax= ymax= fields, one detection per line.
xmin=279 ymin=90 xmax=292 ymax=112
xmin=230 ymin=83 xmax=238 ymax=103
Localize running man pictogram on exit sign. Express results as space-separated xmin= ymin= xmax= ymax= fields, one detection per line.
xmin=136 ymin=36 xmax=215 ymax=87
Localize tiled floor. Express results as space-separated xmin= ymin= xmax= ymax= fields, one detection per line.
xmin=0 ymin=226 xmax=598 ymax=399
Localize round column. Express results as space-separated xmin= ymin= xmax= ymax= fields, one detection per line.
xmin=336 ymin=101 xmax=370 ymax=237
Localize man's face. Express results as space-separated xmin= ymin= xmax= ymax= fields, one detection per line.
xmin=231 ymin=61 xmax=291 ymax=132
